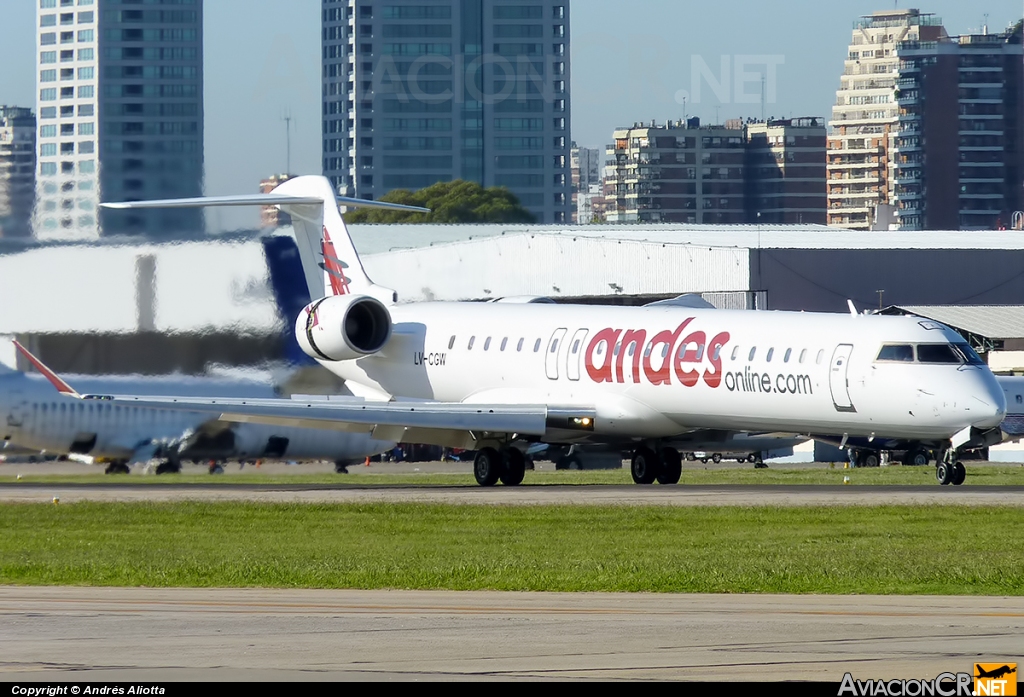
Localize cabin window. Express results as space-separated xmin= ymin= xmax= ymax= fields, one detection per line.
xmin=448 ymin=335 xmax=456 ymax=350
xmin=628 ymin=343 xmax=636 ymax=357
xmin=816 ymin=350 xmax=824 ymax=365
xmin=534 ymin=339 xmax=542 ymax=352
xmin=1016 ymin=395 xmax=1022 ymax=405
xmin=799 ymin=349 xmax=807 ymax=364
xmin=917 ymin=344 xmax=961 ymax=364
xmin=613 ymin=342 xmax=621 ymax=357
xmin=662 ymin=344 xmax=669 ymax=358
xmin=748 ymin=347 xmax=757 ymax=361
xmin=643 ymin=344 xmax=652 ymax=358
xmin=876 ymin=344 xmax=914 ymax=362
xmin=766 ymin=348 xmax=774 ymax=363
xmin=550 ymin=340 xmax=559 ymax=354
xmin=468 ymin=336 xmax=475 ymax=350
xmin=784 ymin=349 xmax=792 ymax=363
xmin=517 ymin=338 xmax=524 ymax=352
xmin=731 ymin=346 xmax=740 ymax=361
xmin=484 ymin=337 xmax=491 ymax=351
xmin=678 ymin=342 xmax=704 ymax=360
xmin=711 ymin=344 xmax=721 ymax=361
xmin=500 ymin=338 xmax=508 ymax=351
xmin=572 ymin=340 xmax=580 ymax=354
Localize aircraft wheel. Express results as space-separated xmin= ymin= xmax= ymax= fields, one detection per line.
xmin=747 ymin=454 xmax=758 ymax=464
xmin=208 ymin=463 xmax=225 ymax=475
xmin=685 ymin=453 xmax=697 ymax=462
xmin=936 ymin=462 xmax=953 ymax=486
xmin=656 ymin=448 xmax=682 ymax=485
xmin=155 ymin=461 xmax=180 ymax=475
xmin=857 ymin=451 xmax=880 ymax=468
xmin=334 ymin=460 xmax=349 ymax=474
xmin=903 ymin=448 xmax=930 ymax=466
xmin=499 ymin=448 xmax=526 ymax=486
xmin=711 ymin=453 xmax=722 ymax=464
xmin=952 ymin=461 xmax=966 ymax=486
xmin=105 ymin=462 xmax=130 ymax=475
xmin=474 ymin=447 xmax=502 ymax=487
xmin=631 ymin=447 xmax=660 ymax=485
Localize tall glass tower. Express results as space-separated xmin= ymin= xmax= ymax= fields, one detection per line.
xmin=322 ymin=0 xmax=571 ymax=223
xmin=35 ymin=0 xmax=204 ymax=239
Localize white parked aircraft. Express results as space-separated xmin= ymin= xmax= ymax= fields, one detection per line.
xmin=0 ymin=357 xmax=394 ymax=474
xmin=76 ymin=175 xmax=1005 ymax=487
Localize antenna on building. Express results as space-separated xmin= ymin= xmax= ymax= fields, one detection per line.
xmin=760 ymin=75 xmax=766 ymax=121
xmin=282 ymin=110 xmax=293 ymax=175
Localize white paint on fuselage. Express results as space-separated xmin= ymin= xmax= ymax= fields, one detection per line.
xmin=0 ymin=372 xmax=392 ymax=461
xmin=319 ymin=304 xmax=1006 ymax=443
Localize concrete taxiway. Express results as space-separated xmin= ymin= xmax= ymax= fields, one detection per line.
xmin=0 ymin=587 xmax=1020 ymax=681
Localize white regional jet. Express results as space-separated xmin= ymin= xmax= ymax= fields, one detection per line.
xmin=76 ymin=175 xmax=1005 ymax=487
xmin=0 ymin=354 xmax=394 ymax=474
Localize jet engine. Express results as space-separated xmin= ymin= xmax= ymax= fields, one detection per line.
xmin=296 ymin=295 xmax=392 ymax=362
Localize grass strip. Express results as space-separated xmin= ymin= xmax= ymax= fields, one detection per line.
xmin=1 ymin=501 xmax=1022 ymax=594
xmin=3 ymin=464 xmax=1024 ymax=487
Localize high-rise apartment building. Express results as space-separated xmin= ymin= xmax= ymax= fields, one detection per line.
xmin=746 ymin=118 xmax=827 ymax=225
xmin=604 ymin=118 xmax=825 ymax=225
xmin=35 ymin=0 xmax=203 ymax=239
xmin=829 ymin=9 xmax=1024 ymax=231
xmin=893 ymin=29 xmax=1023 ymax=230
xmin=828 ymin=9 xmax=946 ymax=230
xmin=321 ymin=0 xmax=571 ymax=223
xmin=605 ymin=120 xmax=747 ymax=224
xmin=0 ymin=106 xmax=37 ymax=238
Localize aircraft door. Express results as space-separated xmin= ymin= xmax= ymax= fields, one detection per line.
xmin=566 ymin=329 xmax=589 ymax=382
xmin=2 ymin=391 xmax=26 ymax=439
xmin=545 ymin=328 xmax=568 ymax=381
xmin=829 ymin=344 xmax=857 ymax=413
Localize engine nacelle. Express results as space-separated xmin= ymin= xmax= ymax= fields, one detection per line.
xmin=296 ymin=294 xmax=392 ymax=362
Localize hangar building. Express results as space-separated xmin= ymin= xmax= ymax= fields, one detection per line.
xmin=3 ymin=223 xmax=1024 ymax=374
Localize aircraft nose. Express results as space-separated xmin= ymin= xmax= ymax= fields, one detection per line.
xmin=970 ymin=374 xmax=1007 ymax=430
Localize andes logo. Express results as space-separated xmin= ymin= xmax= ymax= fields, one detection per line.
xmin=584 ymin=319 xmax=730 ymax=389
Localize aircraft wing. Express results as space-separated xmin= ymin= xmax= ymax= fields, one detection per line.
xmin=10 ymin=340 xmax=593 ymax=448
xmin=76 ymin=395 xmax=575 ymax=448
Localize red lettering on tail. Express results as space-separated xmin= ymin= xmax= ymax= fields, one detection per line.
xmin=322 ymin=226 xmax=351 ymax=296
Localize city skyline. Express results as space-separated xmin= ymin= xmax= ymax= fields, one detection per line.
xmin=1 ymin=0 xmax=1021 ymax=231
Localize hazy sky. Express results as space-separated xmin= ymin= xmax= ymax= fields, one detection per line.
xmin=1 ymin=0 xmax=1020 ymax=230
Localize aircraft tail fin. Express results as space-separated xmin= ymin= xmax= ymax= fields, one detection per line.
xmin=100 ymin=175 xmax=427 ymax=304
xmin=12 ymin=341 xmax=80 ymax=397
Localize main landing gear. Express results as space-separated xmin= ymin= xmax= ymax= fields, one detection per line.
xmin=104 ymin=460 xmax=130 ymax=475
xmin=630 ymin=447 xmax=682 ymax=485
xmin=474 ymin=446 xmax=527 ymax=487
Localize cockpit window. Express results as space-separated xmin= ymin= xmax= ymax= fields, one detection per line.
xmin=952 ymin=343 xmax=985 ymax=366
xmin=876 ymin=344 xmax=914 ymax=362
xmin=917 ymin=344 xmax=962 ymax=364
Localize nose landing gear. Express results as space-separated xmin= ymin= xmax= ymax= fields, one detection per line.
xmin=936 ymin=452 xmax=967 ymax=486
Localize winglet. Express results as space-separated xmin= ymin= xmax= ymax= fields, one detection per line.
xmin=847 ymin=299 xmax=858 ymax=316
xmin=12 ymin=341 xmax=80 ymax=397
